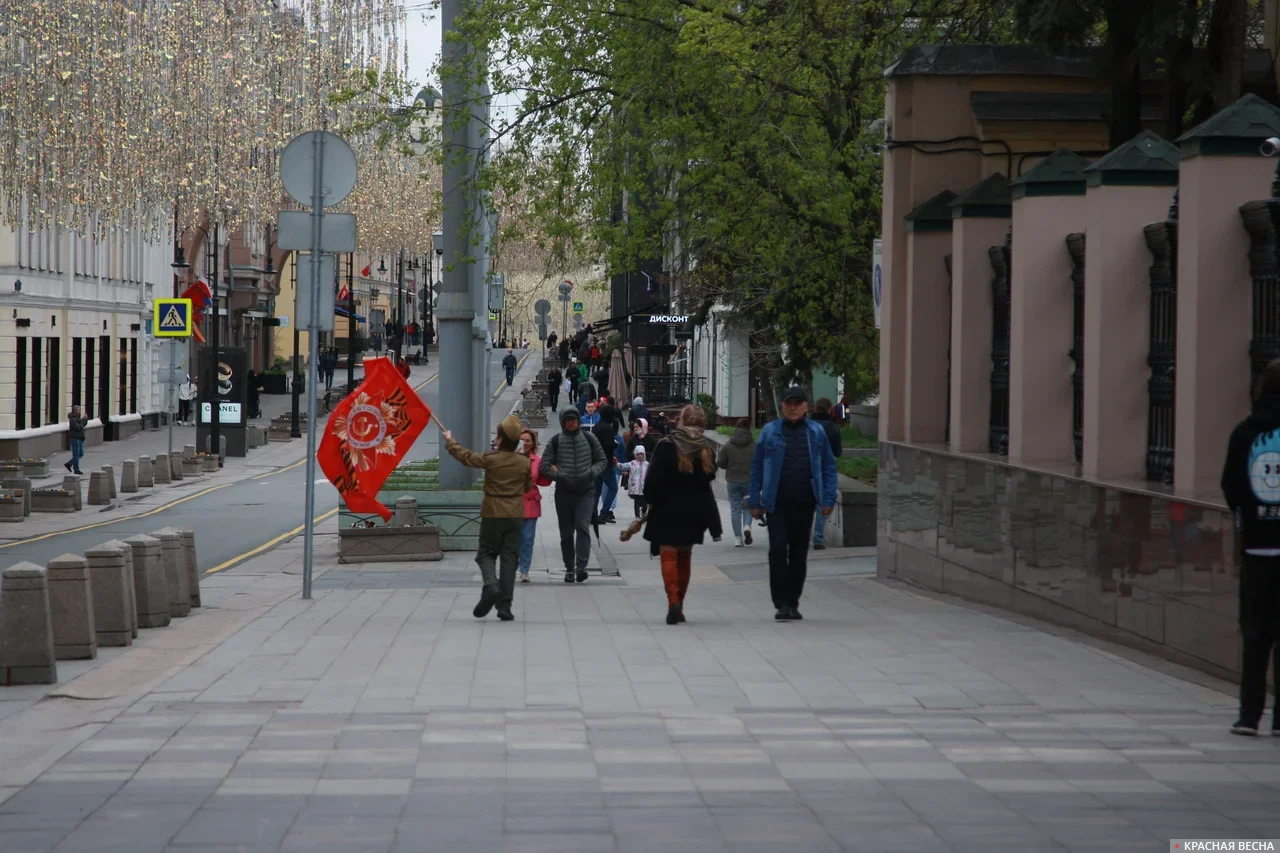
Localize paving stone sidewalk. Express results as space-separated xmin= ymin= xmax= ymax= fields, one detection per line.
xmin=1 ymin=477 xmax=1276 ymax=853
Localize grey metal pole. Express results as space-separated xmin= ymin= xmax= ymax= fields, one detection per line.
xmin=437 ymin=0 xmax=475 ymax=488
xmin=167 ymin=340 xmax=176 ymax=458
xmin=301 ymin=132 xmax=325 ymax=600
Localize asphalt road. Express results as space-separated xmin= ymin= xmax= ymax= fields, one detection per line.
xmin=0 ymin=348 xmax=538 ymax=573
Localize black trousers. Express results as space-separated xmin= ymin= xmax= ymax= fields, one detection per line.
xmin=767 ymin=502 xmax=816 ymax=609
xmin=548 ymin=388 xmax=560 ymax=411
xmin=1240 ymin=554 xmax=1280 ymax=727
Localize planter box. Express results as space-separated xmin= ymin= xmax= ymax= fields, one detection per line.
xmin=32 ymin=489 xmax=77 ymax=513
xmin=339 ymin=525 xmax=445 ymax=563
xmin=340 ymin=489 xmax=483 ymax=551
xmin=20 ymin=459 xmax=49 ymax=479
xmin=181 ymin=458 xmax=202 ymax=476
xmin=838 ymin=476 xmax=876 ymax=547
xmin=201 ymin=455 xmax=219 ymax=472
xmin=0 ymin=493 xmax=24 ymax=522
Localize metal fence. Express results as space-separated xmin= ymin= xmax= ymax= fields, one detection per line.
xmin=988 ymin=228 xmax=1012 ymax=456
xmin=1143 ymin=193 xmax=1177 ymax=485
xmin=1066 ymin=233 xmax=1086 ymax=465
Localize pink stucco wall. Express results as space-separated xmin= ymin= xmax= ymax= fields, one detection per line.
xmin=1175 ymin=154 xmax=1276 ymax=498
xmin=905 ymin=229 xmax=953 ymax=443
xmin=1009 ymin=194 xmax=1087 ymax=464
xmin=1082 ymin=183 xmax=1177 ymax=481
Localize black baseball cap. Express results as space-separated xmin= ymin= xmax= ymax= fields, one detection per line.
xmin=782 ymin=386 xmax=809 ymax=403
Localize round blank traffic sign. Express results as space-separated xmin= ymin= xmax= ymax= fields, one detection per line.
xmin=558 ymin=280 xmax=573 ymax=296
xmin=280 ymin=131 xmax=358 ymax=208
xmin=534 ymin=298 xmax=551 ymax=316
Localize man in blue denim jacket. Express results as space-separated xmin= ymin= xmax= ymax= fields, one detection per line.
xmin=748 ymin=386 xmax=838 ymax=621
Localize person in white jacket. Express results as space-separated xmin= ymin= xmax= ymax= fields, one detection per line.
xmin=177 ymin=375 xmax=197 ymax=425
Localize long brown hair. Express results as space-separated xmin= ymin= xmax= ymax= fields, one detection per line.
xmin=673 ymin=405 xmax=713 ymax=474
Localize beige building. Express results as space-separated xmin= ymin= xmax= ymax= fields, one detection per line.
xmin=0 ymin=213 xmax=174 ymax=458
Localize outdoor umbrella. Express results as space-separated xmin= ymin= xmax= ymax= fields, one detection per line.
xmin=623 ymin=342 xmax=637 ymax=403
xmin=608 ymin=347 xmax=629 ymax=407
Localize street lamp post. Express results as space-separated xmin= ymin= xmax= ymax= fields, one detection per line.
xmin=170 ymin=207 xmax=191 ymax=461
xmin=290 ymin=256 xmax=302 ymax=438
xmin=209 ymin=224 xmax=221 ymax=461
xmin=347 ymin=252 xmax=355 ymax=389
xmin=396 ymin=249 xmax=404 ymax=359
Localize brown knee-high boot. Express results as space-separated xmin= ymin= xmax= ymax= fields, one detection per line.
xmin=660 ymin=549 xmax=680 ymax=606
xmin=676 ymin=550 xmax=692 ymax=605
xmin=661 ymin=549 xmax=682 ymax=625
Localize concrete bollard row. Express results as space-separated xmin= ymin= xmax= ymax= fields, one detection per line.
xmin=101 ymin=465 xmax=117 ymax=499
xmin=137 ymin=455 xmax=155 ymax=488
xmin=46 ymin=554 xmax=96 ymax=660
xmin=83 ymin=541 xmax=134 ymax=647
xmin=153 ymin=454 xmax=171 ymax=485
xmin=0 ymin=563 xmax=57 ymax=685
xmin=62 ymin=475 xmax=83 ymax=511
xmin=121 ymin=460 xmax=139 ymax=493
xmin=169 ymin=451 xmax=184 ymax=481
xmin=151 ymin=528 xmax=190 ymax=618
xmin=87 ymin=471 xmax=111 ymax=505
xmin=123 ymin=535 xmax=170 ymax=629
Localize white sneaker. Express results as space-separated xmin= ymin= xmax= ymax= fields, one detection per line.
xmin=734 ymin=536 xmax=743 ymax=548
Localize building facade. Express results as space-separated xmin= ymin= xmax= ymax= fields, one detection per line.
xmin=0 ymin=213 xmax=175 ymax=458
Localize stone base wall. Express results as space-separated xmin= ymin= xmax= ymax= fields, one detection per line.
xmin=878 ymin=442 xmax=1241 ymax=682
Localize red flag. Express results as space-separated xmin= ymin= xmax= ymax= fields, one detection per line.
xmin=361 ymin=264 xmax=371 ymax=277
xmin=337 ymin=285 xmax=350 ymax=302
xmin=318 ymin=357 xmax=431 ymax=521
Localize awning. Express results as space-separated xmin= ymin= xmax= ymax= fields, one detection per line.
xmin=334 ymin=306 xmax=367 ymax=322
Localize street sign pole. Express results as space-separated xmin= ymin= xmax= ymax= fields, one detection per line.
xmin=167 ymin=340 xmax=176 ymax=460
xmin=301 ymin=131 xmax=326 ymax=600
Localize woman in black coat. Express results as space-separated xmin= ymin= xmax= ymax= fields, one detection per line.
xmin=643 ymin=405 xmax=722 ymax=625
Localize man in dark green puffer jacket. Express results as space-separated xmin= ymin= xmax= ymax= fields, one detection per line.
xmin=540 ymin=406 xmax=607 ymax=583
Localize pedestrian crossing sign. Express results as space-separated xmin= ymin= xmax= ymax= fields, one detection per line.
xmin=153 ymin=298 xmax=193 ymax=337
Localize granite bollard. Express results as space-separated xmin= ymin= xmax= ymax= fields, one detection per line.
xmin=151 ymin=528 xmax=191 ymax=618
xmin=62 ymin=475 xmax=83 ymax=511
xmin=183 ymin=444 xmax=197 ymax=459
xmin=121 ymin=459 xmax=138 ymax=493
xmin=122 ymin=534 xmax=170 ymax=629
xmin=87 ymin=471 xmax=111 ymax=505
xmin=0 ymin=563 xmax=57 ymax=684
xmin=101 ymin=465 xmax=117 ymax=498
xmin=83 ymin=541 xmax=134 ymax=646
xmin=46 ymin=554 xmax=96 ymax=660
xmin=169 ymin=451 xmax=184 ymax=481
xmin=138 ymin=455 xmax=155 ymax=488
xmin=173 ymin=528 xmax=201 ymax=608
xmin=2 ymin=476 xmax=32 ymax=516
xmin=153 ymin=455 xmax=171 ymax=485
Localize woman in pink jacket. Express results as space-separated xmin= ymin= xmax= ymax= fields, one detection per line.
xmin=518 ymin=429 xmax=553 ymax=581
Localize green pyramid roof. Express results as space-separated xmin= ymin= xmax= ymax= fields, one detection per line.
xmin=950 ymin=173 xmax=1011 ymax=218
xmin=905 ymin=189 xmax=958 ymax=232
xmin=1177 ymin=94 xmax=1280 ymax=157
xmin=1084 ymin=131 xmax=1179 ymax=187
xmin=1011 ymin=149 xmax=1090 ymax=198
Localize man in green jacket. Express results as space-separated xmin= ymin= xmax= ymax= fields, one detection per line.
xmin=540 ymin=406 xmax=607 ymax=583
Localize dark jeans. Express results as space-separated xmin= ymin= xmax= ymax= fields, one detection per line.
xmin=595 ymin=467 xmax=619 ymax=517
xmin=178 ymin=399 xmax=191 ymax=422
xmin=476 ymin=517 xmax=523 ymax=609
xmin=69 ymin=438 xmax=84 ymax=473
xmin=554 ymin=488 xmax=593 ymax=571
xmin=505 ymin=368 xmax=515 ymax=386
xmin=1239 ymin=553 xmax=1280 ymax=728
xmin=767 ymin=502 xmax=816 ymax=609
xmin=632 ymin=496 xmax=647 ymax=517
xmin=548 ymin=388 xmax=560 ymax=411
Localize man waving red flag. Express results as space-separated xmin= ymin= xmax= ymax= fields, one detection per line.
xmin=318 ymin=357 xmax=431 ymax=521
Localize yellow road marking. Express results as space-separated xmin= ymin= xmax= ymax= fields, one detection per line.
xmin=0 ymin=484 xmax=232 ymax=550
xmin=204 ymin=507 xmax=339 ymax=574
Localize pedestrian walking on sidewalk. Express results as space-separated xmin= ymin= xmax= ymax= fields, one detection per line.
xmin=717 ymin=418 xmax=757 ymax=547
xmin=178 ymin=375 xmax=196 ymax=425
xmin=1220 ymin=358 xmax=1280 ymax=738
xmin=547 ymin=366 xmax=562 ymax=412
xmin=443 ymin=415 xmax=533 ymax=622
xmin=810 ymin=398 xmax=843 ymax=550
xmin=503 ymin=348 xmax=518 ymax=386
xmin=65 ymin=405 xmax=86 ymax=474
xmin=592 ymin=407 xmax=621 ymax=524
xmin=540 ymin=407 xmax=607 ymax=583
xmin=748 ymin=386 xmax=837 ymax=622
xmin=644 ymin=404 xmax=721 ymax=625
xmin=626 ymin=445 xmax=649 ymax=518
xmin=518 ymin=430 xmax=552 ymax=583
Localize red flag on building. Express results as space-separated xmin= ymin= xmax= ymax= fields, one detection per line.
xmin=361 ymin=263 xmax=371 ymax=277
xmin=317 ymin=357 xmax=430 ymax=521
xmin=180 ymin=279 xmax=213 ymax=342
xmin=337 ymin=284 xmax=350 ymax=302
